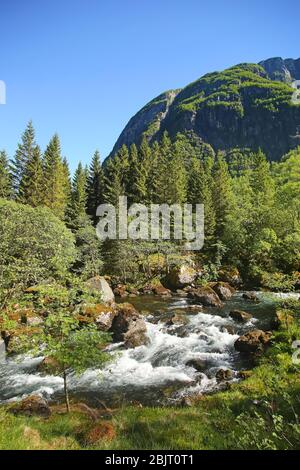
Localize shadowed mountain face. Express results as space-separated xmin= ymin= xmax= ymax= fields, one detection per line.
xmin=111 ymin=58 xmax=300 ymax=161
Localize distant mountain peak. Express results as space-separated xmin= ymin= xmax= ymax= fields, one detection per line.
xmin=110 ymin=57 xmax=300 ymax=161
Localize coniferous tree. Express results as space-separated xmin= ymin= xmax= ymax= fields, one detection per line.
xmin=62 ymin=157 xmax=72 ymax=209
xmin=147 ymin=141 xmax=160 ymax=203
xmin=87 ymin=150 xmax=105 ymax=224
xmin=117 ymin=144 xmax=130 ymax=189
xmin=43 ymin=134 xmax=68 ymax=219
xmin=155 ymin=131 xmax=172 ymax=203
xmin=0 ymin=150 xmax=12 ymax=199
xmin=188 ymin=155 xmax=216 ymax=241
xmin=104 ymin=156 xmax=124 ymax=205
xmin=212 ymin=152 xmax=234 ymax=239
xmin=20 ymin=145 xmax=44 ymax=207
xmin=12 ymin=121 xmax=36 ymax=197
xmin=67 ymin=162 xmax=88 ymax=230
xmin=127 ymin=143 xmax=141 ymax=204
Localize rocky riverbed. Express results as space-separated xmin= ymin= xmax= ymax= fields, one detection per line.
xmin=0 ymin=289 xmax=282 ymax=408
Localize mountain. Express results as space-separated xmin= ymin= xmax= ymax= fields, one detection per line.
xmin=111 ymin=58 xmax=300 ymax=161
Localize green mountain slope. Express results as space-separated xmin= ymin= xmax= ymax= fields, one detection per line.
xmin=111 ymin=58 xmax=300 ymax=161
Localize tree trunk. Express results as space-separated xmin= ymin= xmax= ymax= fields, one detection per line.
xmin=63 ymin=369 xmax=70 ymax=413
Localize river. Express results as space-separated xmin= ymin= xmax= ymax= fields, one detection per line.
xmin=0 ymin=291 xmax=289 ymax=407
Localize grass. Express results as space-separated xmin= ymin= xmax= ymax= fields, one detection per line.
xmin=1 ymin=302 xmax=300 ymax=450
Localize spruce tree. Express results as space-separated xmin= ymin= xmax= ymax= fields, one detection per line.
xmin=20 ymin=145 xmax=44 ymax=207
xmin=127 ymin=143 xmax=141 ymax=204
xmin=68 ymin=162 xmax=88 ymax=229
xmin=103 ymin=156 xmax=124 ymax=205
xmin=188 ymin=155 xmax=216 ymax=241
xmin=43 ymin=134 xmax=68 ymax=219
xmin=147 ymin=141 xmax=160 ymax=203
xmin=87 ymin=150 xmax=105 ymax=224
xmin=0 ymin=150 xmax=12 ymax=199
xmin=212 ymin=152 xmax=234 ymax=239
xmin=12 ymin=121 xmax=36 ymax=197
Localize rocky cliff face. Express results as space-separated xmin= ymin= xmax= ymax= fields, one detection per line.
xmin=111 ymin=58 xmax=300 ymax=161
xmin=111 ymin=89 xmax=181 ymax=155
xmin=259 ymin=57 xmax=300 ymax=83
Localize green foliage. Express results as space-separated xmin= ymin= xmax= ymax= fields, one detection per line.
xmin=87 ymin=150 xmax=105 ymax=224
xmin=0 ymin=199 xmax=76 ymax=302
xmin=40 ymin=311 xmax=111 ymax=374
xmin=43 ymin=134 xmax=70 ymax=219
xmin=0 ymin=150 xmax=12 ymax=198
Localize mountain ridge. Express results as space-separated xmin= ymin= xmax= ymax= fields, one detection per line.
xmin=110 ymin=57 xmax=300 ymax=161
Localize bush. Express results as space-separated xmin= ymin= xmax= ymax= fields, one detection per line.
xmin=0 ymin=199 xmax=76 ymax=301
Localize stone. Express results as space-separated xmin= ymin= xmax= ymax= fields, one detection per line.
xmin=162 ymin=264 xmax=197 ymax=290
xmin=242 ymin=292 xmax=259 ymax=302
xmin=113 ymin=285 xmax=128 ymax=298
xmin=166 ymin=313 xmax=188 ymax=326
xmin=218 ymin=267 xmax=242 ymax=287
xmin=221 ymin=325 xmax=235 ymax=335
xmin=109 ymin=303 xmax=148 ymax=348
xmin=188 ymin=286 xmax=223 ymax=307
xmin=216 ymin=368 xmax=233 ymax=381
xmin=186 ymin=358 xmax=207 ymax=372
xmin=152 ymin=285 xmax=172 ymax=297
xmin=8 ymin=395 xmax=51 ymax=418
xmin=85 ymin=276 xmax=115 ymax=304
xmin=229 ymin=310 xmax=252 ymax=323
xmin=211 ymin=282 xmax=235 ymax=301
xmin=76 ymin=303 xmax=116 ymax=331
xmin=234 ymin=329 xmax=272 ymax=354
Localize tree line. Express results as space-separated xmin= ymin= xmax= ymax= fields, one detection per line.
xmin=1 ymin=121 xmax=300 ymax=288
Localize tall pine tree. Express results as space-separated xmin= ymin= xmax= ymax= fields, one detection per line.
xmin=87 ymin=150 xmax=105 ymax=224
xmin=0 ymin=150 xmax=12 ymax=199
xmin=20 ymin=145 xmax=44 ymax=207
xmin=43 ymin=134 xmax=69 ymax=219
xmin=12 ymin=121 xmax=36 ymax=197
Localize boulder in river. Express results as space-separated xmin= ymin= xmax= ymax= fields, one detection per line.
xmin=162 ymin=264 xmax=197 ymax=290
xmin=211 ymin=282 xmax=235 ymax=301
xmin=110 ymin=303 xmax=148 ymax=348
xmin=166 ymin=313 xmax=188 ymax=326
xmin=152 ymin=285 xmax=172 ymax=297
xmin=85 ymin=276 xmax=115 ymax=304
xmin=9 ymin=395 xmax=51 ymax=418
xmin=113 ymin=285 xmax=129 ymax=298
xmin=242 ymin=292 xmax=259 ymax=302
xmin=216 ymin=368 xmax=233 ymax=381
xmin=234 ymin=329 xmax=272 ymax=354
xmin=186 ymin=358 xmax=207 ymax=372
xmin=76 ymin=303 xmax=116 ymax=331
xmin=229 ymin=310 xmax=252 ymax=323
xmin=188 ymin=286 xmax=223 ymax=307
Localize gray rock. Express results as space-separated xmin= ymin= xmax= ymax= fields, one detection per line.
xmin=229 ymin=310 xmax=252 ymax=323
xmin=85 ymin=276 xmax=115 ymax=304
xmin=162 ymin=265 xmax=197 ymax=290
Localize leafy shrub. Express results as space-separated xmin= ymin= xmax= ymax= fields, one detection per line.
xmin=0 ymin=199 xmax=76 ymax=301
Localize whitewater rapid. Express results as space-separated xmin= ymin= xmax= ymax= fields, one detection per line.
xmin=0 ymin=301 xmax=255 ymax=402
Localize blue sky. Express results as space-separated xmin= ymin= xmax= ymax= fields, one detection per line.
xmin=0 ymin=0 xmax=299 ymax=172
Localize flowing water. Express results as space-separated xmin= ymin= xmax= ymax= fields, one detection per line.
xmin=0 ymin=291 xmax=285 ymax=407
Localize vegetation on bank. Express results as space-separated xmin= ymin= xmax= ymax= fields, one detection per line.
xmin=0 ymin=298 xmax=299 ymax=450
